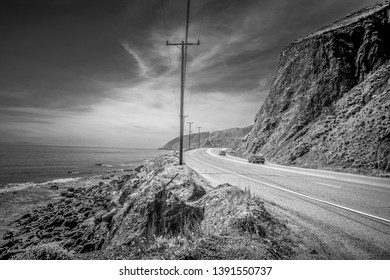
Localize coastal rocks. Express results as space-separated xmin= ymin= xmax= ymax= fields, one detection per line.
xmin=0 ymin=172 xmax=136 ymax=259
xmin=240 ymin=2 xmax=390 ymax=176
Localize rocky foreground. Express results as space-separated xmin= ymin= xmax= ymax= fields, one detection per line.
xmin=0 ymin=153 xmax=305 ymax=260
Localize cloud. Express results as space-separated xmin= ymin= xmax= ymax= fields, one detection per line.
xmin=0 ymin=0 xmax=382 ymax=147
xmin=121 ymin=42 xmax=149 ymax=77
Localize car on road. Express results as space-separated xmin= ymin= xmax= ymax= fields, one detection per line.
xmin=248 ymin=155 xmax=265 ymax=164
xmin=219 ymin=150 xmax=227 ymax=156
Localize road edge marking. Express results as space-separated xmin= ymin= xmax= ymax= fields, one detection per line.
xmin=188 ymin=150 xmax=390 ymax=225
xmin=206 ymin=149 xmax=390 ymax=188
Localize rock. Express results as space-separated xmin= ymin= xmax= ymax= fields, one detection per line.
xmin=71 ymin=231 xmax=84 ymax=240
xmin=63 ymin=210 xmax=73 ymax=218
xmin=20 ymin=213 xmax=31 ymax=220
xmin=0 ymin=248 xmax=6 ymax=256
xmin=106 ymin=201 xmax=118 ymax=211
xmin=60 ymin=191 xmax=74 ymax=198
xmin=102 ymin=209 xmax=117 ymax=224
xmin=187 ymin=183 xmax=206 ymax=202
xmin=48 ymin=216 xmax=64 ymax=227
xmin=81 ymin=217 xmax=96 ymax=228
xmin=63 ymin=218 xmax=78 ymax=229
xmin=0 ymin=249 xmax=25 ymax=260
xmin=40 ymin=232 xmax=53 ymax=239
xmin=94 ymin=210 xmax=106 ymax=223
xmin=94 ymin=238 xmax=105 ymax=251
xmin=79 ymin=242 xmax=95 ymax=253
xmin=2 ymin=231 xmax=14 ymax=240
xmin=0 ymin=239 xmax=15 ymax=249
xmin=63 ymin=239 xmax=76 ymax=249
xmin=134 ymin=165 xmax=143 ymax=172
xmin=118 ymin=186 xmax=133 ymax=205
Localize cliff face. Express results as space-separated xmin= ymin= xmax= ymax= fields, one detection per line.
xmin=241 ymin=2 xmax=390 ymax=174
xmin=161 ymin=125 xmax=253 ymax=150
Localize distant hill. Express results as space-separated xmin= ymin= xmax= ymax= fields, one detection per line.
xmin=161 ymin=125 xmax=253 ymax=150
xmin=238 ymin=2 xmax=390 ymax=176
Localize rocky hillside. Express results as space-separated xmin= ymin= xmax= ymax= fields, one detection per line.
xmin=161 ymin=126 xmax=253 ymax=150
xmin=240 ymin=2 xmax=390 ymax=176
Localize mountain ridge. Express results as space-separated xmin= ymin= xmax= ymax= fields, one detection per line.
xmin=161 ymin=125 xmax=253 ymax=150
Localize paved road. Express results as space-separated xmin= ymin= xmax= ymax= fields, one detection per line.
xmin=185 ymin=148 xmax=390 ymax=259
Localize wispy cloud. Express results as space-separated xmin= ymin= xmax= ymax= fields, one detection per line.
xmin=121 ymin=42 xmax=149 ymax=77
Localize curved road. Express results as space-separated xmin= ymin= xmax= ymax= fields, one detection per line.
xmin=185 ymin=148 xmax=390 ymax=259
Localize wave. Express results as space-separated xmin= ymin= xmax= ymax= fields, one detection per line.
xmin=0 ymin=177 xmax=82 ymax=194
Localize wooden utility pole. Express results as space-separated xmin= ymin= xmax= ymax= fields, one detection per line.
xmin=197 ymin=126 xmax=201 ymax=148
xmin=166 ymin=0 xmax=199 ymax=165
xmin=187 ymin=121 xmax=194 ymax=150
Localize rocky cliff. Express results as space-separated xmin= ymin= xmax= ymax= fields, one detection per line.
xmin=162 ymin=125 xmax=253 ymax=150
xmin=240 ymin=2 xmax=390 ymax=175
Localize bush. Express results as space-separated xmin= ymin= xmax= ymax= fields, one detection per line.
xmin=11 ymin=243 xmax=74 ymax=260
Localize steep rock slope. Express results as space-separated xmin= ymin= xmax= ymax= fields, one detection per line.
xmin=240 ymin=2 xmax=390 ymax=175
xmin=162 ymin=125 xmax=253 ymax=150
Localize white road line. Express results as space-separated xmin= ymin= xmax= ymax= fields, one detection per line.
xmin=316 ymin=182 xmax=342 ymax=189
xmin=188 ymin=150 xmax=390 ymax=225
xmin=206 ymin=149 xmax=390 ymax=188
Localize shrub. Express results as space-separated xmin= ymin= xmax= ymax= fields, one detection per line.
xmin=11 ymin=243 xmax=74 ymax=260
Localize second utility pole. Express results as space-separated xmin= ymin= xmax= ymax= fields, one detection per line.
xmin=166 ymin=0 xmax=199 ymax=165
xmin=187 ymin=121 xmax=194 ymax=150
xmin=197 ymin=126 xmax=201 ymax=148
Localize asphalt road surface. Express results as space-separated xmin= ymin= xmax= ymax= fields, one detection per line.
xmin=185 ymin=148 xmax=390 ymax=259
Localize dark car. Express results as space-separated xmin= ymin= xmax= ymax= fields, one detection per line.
xmin=219 ymin=150 xmax=227 ymax=156
xmin=248 ymin=155 xmax=265 ymax=164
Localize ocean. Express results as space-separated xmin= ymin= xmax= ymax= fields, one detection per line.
xmin=0 ymin=144 xmax=168 ymax=185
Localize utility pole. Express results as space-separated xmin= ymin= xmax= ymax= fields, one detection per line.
xmin=187 ymin=121 xmax=194 ymax=150
xmin=197 ymin=126 xmax=201 ymax=149
xmin=166 ymin=0 xmax=200 ymax=165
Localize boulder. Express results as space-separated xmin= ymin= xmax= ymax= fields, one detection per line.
xmin=187 ymin=182 xmax=206 ymax=202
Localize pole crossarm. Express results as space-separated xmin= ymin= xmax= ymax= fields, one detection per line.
xmin=166 ymin=40 xmax=200 ymax=46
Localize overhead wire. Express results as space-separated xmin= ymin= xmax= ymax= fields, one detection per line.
xmin=160 ymin=0 xmax=180 ymax=116
xmin=185 ymin=0 xmax=207 ymax=118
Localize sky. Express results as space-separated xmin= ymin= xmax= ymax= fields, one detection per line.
xmin=0 ymin=0 xmax=381 ymax=148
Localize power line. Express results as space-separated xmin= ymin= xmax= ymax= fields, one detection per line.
xmin=160 ymin=0 xmax=180 ymax=116
xmin=184 ymin=0 xmax=207 ymax=117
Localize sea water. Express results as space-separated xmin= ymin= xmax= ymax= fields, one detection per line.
xmin=0 ymin=144 xmax=168 ymax=185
